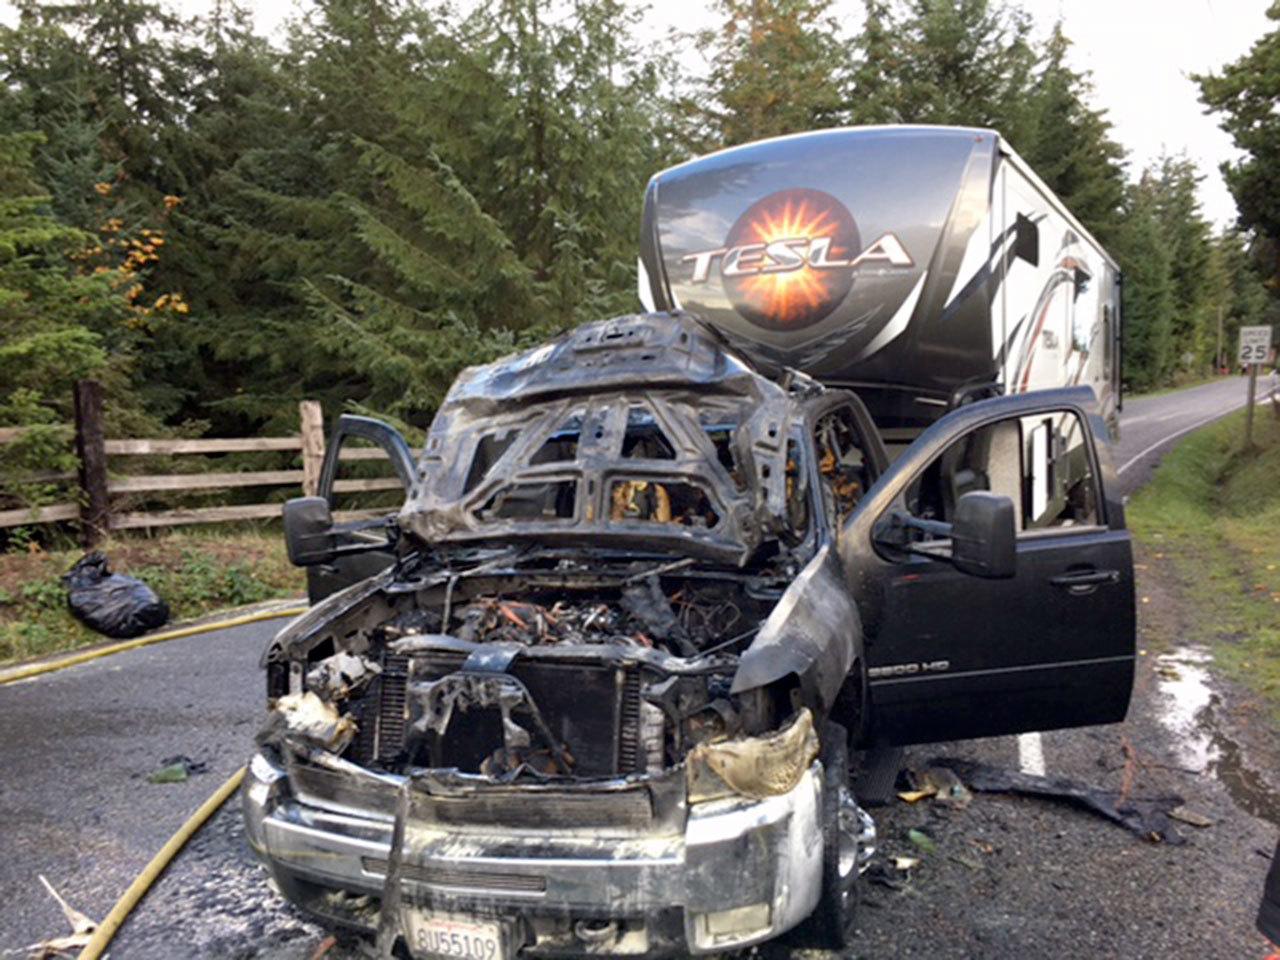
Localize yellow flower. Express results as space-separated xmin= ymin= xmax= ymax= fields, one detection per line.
xmin=94 ymin=182 xmax=113 ymax=196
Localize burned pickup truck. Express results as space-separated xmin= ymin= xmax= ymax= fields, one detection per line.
xmin=244 ymin=312 xmax=1135 ymax=958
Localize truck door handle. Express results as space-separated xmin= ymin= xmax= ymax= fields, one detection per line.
xmin=1050 ymin=569 xmax=1119 ymax=592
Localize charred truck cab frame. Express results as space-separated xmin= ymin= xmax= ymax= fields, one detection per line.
xmin=245 ymin=312 xmax=1134 ymax=959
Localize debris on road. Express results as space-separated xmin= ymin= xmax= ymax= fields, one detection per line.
xmin=23 ymin=876 xmax=97 ymax=959
xmin=930 ymin=757 xmax=1188 ymax=845
xmin=1169 ymin=805 xmax=1214 ymax=828
xmin=308 ymin=935 xmax=338 ymax=960
xmin=907 ymin=828 xmax=938 ymax=854
xmin=897 ymin=788 xmax=934 ymax=803
xmin=147 ymin=755 xmax=210 ymax=784
xmin=62 ymin=552 xmax=169 ymax=639
xmin=899 ymin=765 xmax=972 ymax=810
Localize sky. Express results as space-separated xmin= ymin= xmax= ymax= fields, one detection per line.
xmin=8 ymin=0 xmax=1273 ymax=227
xmin=630 ymin=0 xmax=1274 ymax=228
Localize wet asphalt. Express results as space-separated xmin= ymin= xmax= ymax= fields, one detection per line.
xmin=0 ymin=618 xmax=288 ymax=954
xmin=1 ymin=375 xmax=1276 ymax=959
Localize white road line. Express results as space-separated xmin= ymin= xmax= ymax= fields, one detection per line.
xmin=1017 ymin=732 xmax=1046 ymax=776
xmin=1117 ymin=388 xmax=1274 ymax=476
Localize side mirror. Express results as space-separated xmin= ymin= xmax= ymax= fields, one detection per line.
xmin=282 ymin=497 xmax=337 ymax=567
xmin=951 ymin=492 xmax=1016 ymax=579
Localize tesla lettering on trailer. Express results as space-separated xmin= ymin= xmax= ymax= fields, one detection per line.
xmin=682 ymin=188 xmax=913 ymax=331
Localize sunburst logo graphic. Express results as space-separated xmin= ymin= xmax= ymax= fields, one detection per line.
xmin=723 ymin=189 xmax=860 ymax=330
xmin=681 ymin=188 xmax=913 ymax=332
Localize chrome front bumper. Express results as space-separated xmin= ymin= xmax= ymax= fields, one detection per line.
xmin=243 ymin=751 xmax=825 ymax=956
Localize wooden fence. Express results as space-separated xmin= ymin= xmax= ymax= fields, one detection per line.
xmin=0 ymin=380 xmax=402 ymax=545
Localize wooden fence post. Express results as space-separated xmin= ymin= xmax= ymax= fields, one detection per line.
xmin=299 ymin=401 xmax=325 ymax=497
xmin=74 ymin=380 xmax=110 ymax=546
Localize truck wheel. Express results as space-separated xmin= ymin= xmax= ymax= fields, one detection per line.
xmin=793 ymin=721 xmax=861 ymax=950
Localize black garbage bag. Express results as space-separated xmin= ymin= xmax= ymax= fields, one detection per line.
xmin=63 ymin=552 xmax=170 ymax=639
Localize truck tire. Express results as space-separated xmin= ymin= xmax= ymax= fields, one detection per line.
xmin=792 ymin=721 xmax=859 ymax=950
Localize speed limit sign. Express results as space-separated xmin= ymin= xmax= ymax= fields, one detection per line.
xmin=1238 ymin=326 xmax=1273 ymax=365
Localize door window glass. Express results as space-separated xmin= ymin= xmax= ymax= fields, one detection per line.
xmin=901 ymin=409 xmax=1100 ymax=535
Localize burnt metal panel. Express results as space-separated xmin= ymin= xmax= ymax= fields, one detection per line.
xmin=730 ymin=544 xmax=859 ymax=713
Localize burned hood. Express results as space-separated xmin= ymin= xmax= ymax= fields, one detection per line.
xmin=640 ymin=126 xmax=998 ymax=386
xmin=398 ymin=313 xmax=821 ymax=565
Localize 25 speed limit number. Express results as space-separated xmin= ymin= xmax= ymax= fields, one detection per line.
xmin=1239 ymin=326 xmax=1272 ymax=365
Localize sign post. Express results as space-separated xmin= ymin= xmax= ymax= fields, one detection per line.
xmin=1239 ymin=325 xmax=1273 ymax=448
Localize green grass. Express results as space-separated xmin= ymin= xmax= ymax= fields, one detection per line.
xmin=0 ymin=528 xmax=305 ymax=665
xmin=1127 ymin=407 xmax=1280 ymax=717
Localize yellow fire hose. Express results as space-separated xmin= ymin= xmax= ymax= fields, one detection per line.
xmin=0 ymin=606 xmax=307 ymax=685
xmin=77 ymin=766 xmax=247 ymax=960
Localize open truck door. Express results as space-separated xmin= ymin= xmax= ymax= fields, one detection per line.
xmin=282 ymin=415 xmax=416 ymax=604
xmin=841 ymin=386 xmax=1134 ymax=746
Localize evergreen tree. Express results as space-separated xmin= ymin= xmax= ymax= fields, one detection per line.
xmin=1216 ymin=230 xmax=1277 ymax=365
xmin=1 ymin=0 xmax=202 ymax=423
xmin=1019 ymin=22 xmax=1127 ymax=246
xmin=853 ymin=0 xmax=1039 ymax=144
xmin=691 ymin=0 xmax=852 ymax=147
xmin=1115 ymin=176 xmax=1176 ymax=390
xmin=1197 ymin=2 xmax=1280 ymax=286
xmin=1148 ymin=155 xmax=1213 ymax=370
xmin=846 ymin=1 xmax=903 ymax=125
xmin=0 ymin=132 xmax=135 ymax=506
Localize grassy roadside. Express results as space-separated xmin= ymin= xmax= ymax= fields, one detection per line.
xmin=1126 ymin=406 xmax=1280 ymax=719
xmin=0 ymin=528 xmax=305 ymax=665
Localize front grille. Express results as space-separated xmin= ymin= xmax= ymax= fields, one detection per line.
xmin=617 ymin=669 xmax=642 ymax=773
xmin=418 ymin=787 xmax=654 ymax=829
xmin=377 ymin=653 xmax=409 ymax=763
xmin=362 ymin=858 xmax=547 ymax=895
xmin=346 ymin=648 xmax=649 ymax=779
xmin=346 ymin=652 xmax=409 ymax=768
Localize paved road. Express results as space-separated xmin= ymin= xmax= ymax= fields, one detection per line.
xmin=1110 ymin=375 xmax=1268 ymax=496
xmin=1 ymin=376 xmax=1275 ymax=958
xmin=0 ymin=618 xmax=295 ymax=954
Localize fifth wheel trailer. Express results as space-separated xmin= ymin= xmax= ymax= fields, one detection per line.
xmin=637 ymin=125 xmax=1123 ymax=449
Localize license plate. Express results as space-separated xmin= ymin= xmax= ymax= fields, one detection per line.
xmin=403 ymin=910 xmax=508 ymax=960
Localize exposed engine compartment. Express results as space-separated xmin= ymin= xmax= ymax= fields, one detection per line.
xmin=262 ymin=559 xmax=809 ymax=793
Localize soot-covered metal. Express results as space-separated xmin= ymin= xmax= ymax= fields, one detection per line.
xmin=246 ymin=313 xmax=869 ymax=958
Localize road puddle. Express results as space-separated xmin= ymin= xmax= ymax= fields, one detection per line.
xmin=1155 ymin=646 xmax=1280 ymax=828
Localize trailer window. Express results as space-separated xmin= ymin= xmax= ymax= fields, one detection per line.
xmin=1071 ymin=267 xmax=1093 ymax=352
xmin=1014 ymin=213 xmax=1039 ymax=266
